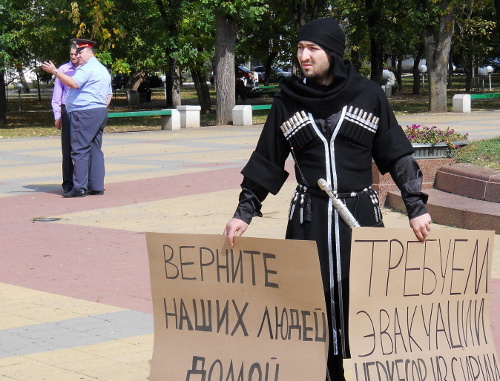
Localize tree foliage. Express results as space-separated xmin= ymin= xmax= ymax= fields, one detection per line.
xmin=419 ymin=0 xmax=456 ymax=112
xmin=199 ymin=0 xmax=268 ymax=125
xmin=1 ymin=0 xmax=499 ymax=125
xmin=1 ymin=0 xmax=76 ymax=122
xmin=452 ymin=0 xmax=497 ymax=92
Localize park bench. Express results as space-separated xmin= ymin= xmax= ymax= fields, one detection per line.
xmin=253 ymin=85 xmax=279 ymax=95
xmin=232 ymin=104 xmax=272 ymax=126
xmin=452 ymin=92 xmax=500 ymax=113
xmin=107 ymin=105 xmax=201 ymax=130
xmin=107 ymin=109 xmax=180 ymax=130
xmin=238 ymin=85 xmax=279 ymax=101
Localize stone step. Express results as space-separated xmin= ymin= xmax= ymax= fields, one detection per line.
xmin=372 ymin=158 xmax=456 ymax=207
xmin=386 ymin=188 xmax=500 ymax=234
xmin=435 ymin=163 xmax=500 ymax=203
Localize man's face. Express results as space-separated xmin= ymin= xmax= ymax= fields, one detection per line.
xmin=70 ymin=49 xmax=79 ymax=66
xmin=77 ymin=47 xmax=92 ymax=64
xmin=297 ymin=41 xmax=333 ymax=85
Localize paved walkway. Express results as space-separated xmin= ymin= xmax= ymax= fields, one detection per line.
xmin=396 ymin=110 xmax=500 ymax=141
xmin=0 ymin=111 xmax=498 ymax=380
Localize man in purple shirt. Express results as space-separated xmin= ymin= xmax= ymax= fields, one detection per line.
xmin=42 ymin=38 xmax=112 ymax=198
xmin=51 ymin=45 xmax=79 ymax=193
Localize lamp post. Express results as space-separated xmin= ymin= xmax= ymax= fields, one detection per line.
xmin=15 ymin=82 xmax=23 ymax=111
xmin=478 ymin=66 xmax=494 ymax=92
xmin=418 ymin=64 xmax=427 ymax=85
xmin=487 ymin=66 xmax=493 ymax=91
xmin=382 ymin=69 xmax=393 ymax=96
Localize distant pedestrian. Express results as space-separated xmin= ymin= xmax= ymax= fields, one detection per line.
xmin=51 ymin=44 xmax=80 ymax=194
xmin=41 ymin=38 xmax=112 ymax=197
xmin=251 ymin=70 xmax=259 ymax=89
xmin=137 ymin=78 xmax=152 ymax=102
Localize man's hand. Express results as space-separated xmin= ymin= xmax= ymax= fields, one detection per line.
xmin=223 ymin=218 xmax=249 ymax=247
xmin=409 ymin=213 xmax=432 ymax=242
xmin=55 ymin=118 xmax=62 ymax=130
xmin=41 ymin=61 xmax=57 ymax=75
xmin=41 ymin=61 xmax=79 ymax=89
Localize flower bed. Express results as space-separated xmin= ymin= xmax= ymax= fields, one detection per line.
xmin=404 ymin=124 xmax=469 ymax=158
xmin=404 ymin=124 xmax=469 ymax=146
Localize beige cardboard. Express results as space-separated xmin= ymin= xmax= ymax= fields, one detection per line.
xmin=146 ymin=233 xmax=328 ymax=380
xmin=349 ymin=228 xmax=499 ymax=380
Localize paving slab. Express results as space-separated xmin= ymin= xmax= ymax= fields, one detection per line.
xmin=0 ymin=112 xmax=498 ymax=380
xmin=396 ymin=110 xmax=500 ymax=140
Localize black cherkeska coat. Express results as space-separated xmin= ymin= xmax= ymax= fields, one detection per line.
xmin=233 ymin=61 xmax=428 ymax=360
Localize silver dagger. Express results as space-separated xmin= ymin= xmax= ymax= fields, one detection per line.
xmin=317 ymin=178 xmax=361 ymax=228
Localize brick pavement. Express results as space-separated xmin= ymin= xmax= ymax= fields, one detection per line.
xmin=0 ymin=112 xmax=498 ymax=380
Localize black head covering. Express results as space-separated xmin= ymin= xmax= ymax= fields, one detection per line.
xmin=296 ymin=17 xmax=345 ymax=59
xmin=279 ymin=17 xmax=368 ymax=118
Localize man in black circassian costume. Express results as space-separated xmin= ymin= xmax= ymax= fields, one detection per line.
xmin=224 ymin=17 xmax=432 ymax=381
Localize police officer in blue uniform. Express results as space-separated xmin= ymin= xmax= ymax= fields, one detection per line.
xmin=42 ymin=38 xmax=112 ymax=197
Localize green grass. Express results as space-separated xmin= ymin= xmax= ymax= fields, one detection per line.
xmin=2 ymin=74 xmax=500 ymax=138
xmin=454 ymin=137 xmax=500 ymax=170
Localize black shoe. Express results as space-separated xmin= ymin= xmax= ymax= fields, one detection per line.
xmin=63 ymin=187 xmax=73 ymax=194
xmin=63 ymin=189 xmax=87 ymax=198
xmin=87 ymin=190 xmax=104 ymax=196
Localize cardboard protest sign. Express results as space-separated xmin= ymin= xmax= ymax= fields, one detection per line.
xmin=146 ymin=233 xmax=328 ymax=381
xmin=349 ymin=228 xmax=499 ymax=381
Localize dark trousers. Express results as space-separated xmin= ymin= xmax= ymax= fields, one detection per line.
xmin=61 ymin=106 xmax=74 ymax=191
xmin=69 ymin=108 xmax=107 ymax=192
xmin=326 ymin=286 xmax=347 ymax=381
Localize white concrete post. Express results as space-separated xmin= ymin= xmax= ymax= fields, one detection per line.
xmin=177 ymin=105 xmax=201 ymax=128
xmin=382 ymin=84 xmax=392 ymax=97
xmin=452 ymin=94 xmax=471 ymax=113
xmin=161 ymin=109 xmax=181 ymax=130
xmin=232 ymin=105 xmax=253 ymax=126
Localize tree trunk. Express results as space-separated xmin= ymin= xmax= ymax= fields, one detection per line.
xmin=165 ymin=61 xmax=173 ymax=107
xmin=264 ymin=51 xmax=277 ymax=86
xmin=423 ymin=0 xmax=454 ymax=113
xmin=165 ymin=55 xmax=181 ymax=109
xmin=495 ymin=0 xmax=500 ymax=54
xmin=447 ymin=52 xmax=454 ymax=89
xmin=129 ymin=72 xmax=146 ymax=90
xmin=350 ymin=49 xmax=363 ymax=72
xmin=15 ymin=62 xmax=30 ymax=93
xmin=464 ymin=53 xmax=474 ymax=93
xmin=214 ymin=13 xmax=237 ymax=126
xmin=172 ymin=58 xmax=182 ymax=107
xmin=366 ymin=0 xmax=384 ymax=84
xmin=0 ymin=71 xmax=6 ymax=124
xmin=298 ymin=0 xmax=308 ymax=26
xmin=156 ymin=0 xmax=181 ymax=108
xmin=369 ymin=38 xmax=384 ymax=84
xmin=412 ymin=46 xmax=425 ymax=95
xmin=311 ymin=0 xmax=326 ymax=20
xmin=395 ymin=56 xmax=403 ymax=93
xmin=35 ymin=70 xmax=42 ymax=101
xmin=190 ymin=67 xmax=211 ymax=114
